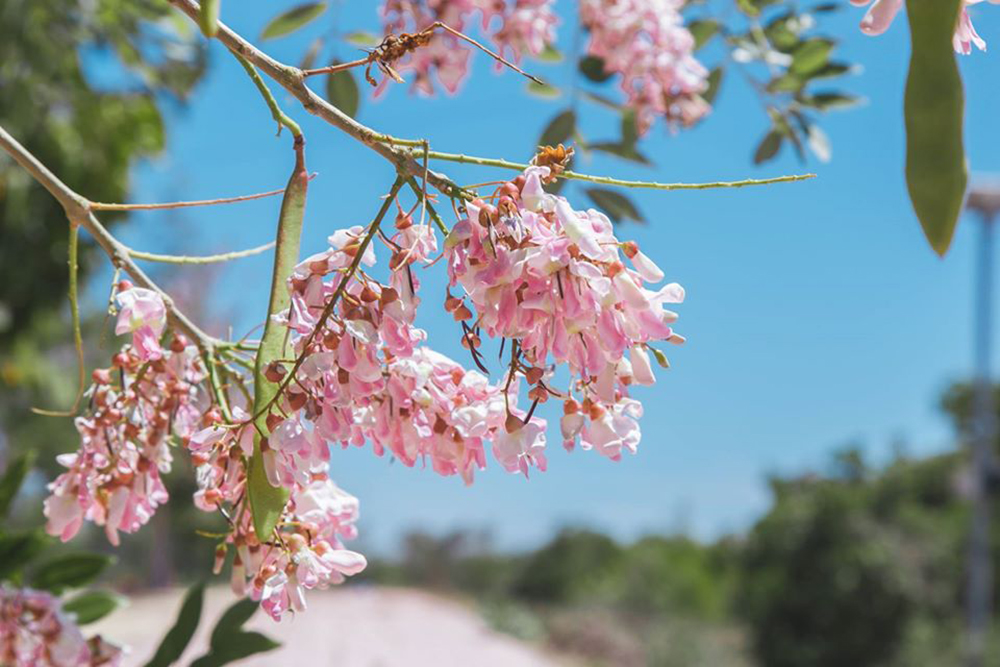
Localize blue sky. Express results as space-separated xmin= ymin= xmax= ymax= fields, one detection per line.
xmin=86 ymin=1 xmax=1000 ymax=552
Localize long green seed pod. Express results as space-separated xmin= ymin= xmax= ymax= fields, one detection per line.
xmin=247 ymin=136 xmax=308 ymax=539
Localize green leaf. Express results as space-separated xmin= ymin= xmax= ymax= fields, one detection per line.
xmin=209 ymin=598 xmax=259 ymax=648
xmin=579 ymin=56 xmax=613 ymax=83
xmin=580 ymin=90 xmax=623 ymax=111
xmin=0 ymin=530 xmax=48 ymax=581
xmin=344 ymin=31 xmax=381 ymax=48
xmin=589 ymin=142 xmax=651 ymax=165
xmin=764 ymin=12 xmax=800 ymax=52
xmin=31 ymin=553 xmax=113 ymax=593
xmin=753 ymin=130 xmax=783 ymax=164
xmin=198 ymin=0 xmax=220 ymax=38
xmin=63 ymin=590 xmax=124 ymax=625
xmin=620 ymin=109 xmax=639 ymax=148
xmin=0 ymin=453 xmax=32 ymax=519
xmin=260 ymin=3 xmax=327 ymax=41
xmin=536 ymin=44 xmax=563 ymax=63
xmin=703 ymin=67 xmax=724 ymax=105
xmin=190 ymin=632 xmax=281 ymax=667
xmin=790 ymin=38 xmax=834 ymax=75
xmin=809 ymin=61 xmax=853 ymax=80
xmin=585 ymin=188 xmax=645 ymax=224
xmin=904 ymin=0 xmax=967 ymax=256
xmin=767 ymin=73 xmax=805 ymax=94
xmin=143 ymin=583 xmax=205 ymax=667
xmin=325 ymin=63 xmax=360 ymax=118
xmin=538 ymin=110 xmax=576 ymax=149
xmin=688 ymin=20 xmax=720 ymax=50
xmin=799 ymin=92 xmax=860 ymax=110
xmin=525 ymin=81 xmax=560 ymax=99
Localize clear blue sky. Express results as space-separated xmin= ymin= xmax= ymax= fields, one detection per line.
xmin=85 ymin=1 xmax=1000 ymax=552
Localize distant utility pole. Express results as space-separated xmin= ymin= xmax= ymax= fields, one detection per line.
xmin=966 ymin=181 xmax=1000 ymax=667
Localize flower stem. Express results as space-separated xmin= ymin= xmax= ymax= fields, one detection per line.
xmin=127 ymin=241 xmax=275 ymax=264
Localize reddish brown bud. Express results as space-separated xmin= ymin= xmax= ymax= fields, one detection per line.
xmin=266 ymin=413 xmax=283 ymax=432
xmin=621 ymin=241 xmax=639 ymax=259
xmin=444 ymin=295 xmax=462 ymax=312
xmin=171 ymin=335 xmax=190 ymax=352
xmin=91 ymin=368 xmax=112 ymax=385
xmin=380 ymin=287 xmax=399 ymax=306
xmin=263 ymin=361 xmax=287 ymax=383
xmin=117 ymin=280 xmax=134 ymax=292
xmin=338 ymin=368 xmax=351 ymax=385
xmin=607 ymin=261 xmax=625 ymax=278
xmin=512 ymin=175 xmax=527 ymax=191
xmin=504 ymin=412 xmax=524 ymax=434
xmin=395 ymin=212 xmax=413 ymax=230
xmin=360 ymin=285 xmax=379 ymax=303
xmin=525 ymin=367 xmax=544 ymax=385
xmin=563 ymin=399 xmax=580 ymax=415
xmin=453 ymin=303 xmax=473 ymax=321
xmin=288 ymin=391 xmax=308 ymax=411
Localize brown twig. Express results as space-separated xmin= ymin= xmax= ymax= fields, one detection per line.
xmin=89 ymin=175 xmax=317 ymax=211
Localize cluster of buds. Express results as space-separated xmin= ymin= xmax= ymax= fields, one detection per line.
xmin=0 ymin=586 xmax=122 ymax=666
xmin=580 ymin=0 xmax=710 ymax=134
xmin=379 ymin=0 xmax=557 ymax=95
xmin=44 ymin=294 xmax=206 ymax=546
xmin=445 ymin=165 xmax=684 ymax=460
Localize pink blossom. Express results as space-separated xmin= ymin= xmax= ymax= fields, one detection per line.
xmin=115 ymin=286 xmax=167 ymax=361
xmin=852 ymin=0 xmax=995 ymax=52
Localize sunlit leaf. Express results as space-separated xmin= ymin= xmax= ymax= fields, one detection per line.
xmin=589 ymin=142 xmax=651 ymax=165
xmin=260 ymin=3 xmax=327 ymax=41
xmin=536 ymin=44 xmax=563 ymax=63
xmin=526 ymin=81 xmax=561 ymax=99
xmin=799 ymin=92 xmax=861 ymax=110
xmin=585 ymin=188 xmax=645 ymax=224
xmin=538 ymin=109 xmax=576 ymax=148
xmin=790 ymin=38 xmax=834 ymax=75
xmin=904 ymin=0 xmax=967 ymax=256
xmin=703 ymin=67 xmax=724 ymax=105
xmin=344 ymin=31 xmax=381 ymax=48
xmin=689 ymin=20 xmax=721 ymax=50
xmin=0 ymin=530 xmax=47 ymax=581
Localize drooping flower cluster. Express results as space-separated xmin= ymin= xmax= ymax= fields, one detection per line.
xmin=852 ymin=0 xmax=996 ymax=54
xmin=44 ymin=313 xmax=206 ymax=546
xmin=276 ymin=214 xmax=548 ymax=483
xmin=0 ymin=586 xmax=122 ymax=666
xmin=379 ymin=0 xmax=557 ymax=95
xmin=445 ymin=165 xmax=684 ymax=459
xmin=113 ymin=284 xmax=167 ymax=362
xmin=580 ymin=0 xmax=710 ymax=134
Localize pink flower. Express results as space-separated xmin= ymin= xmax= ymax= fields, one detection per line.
xmin=852 ymin=0 xmax=994 ymax=52
xmin=115 ymin=286 xmax=166 ymax=361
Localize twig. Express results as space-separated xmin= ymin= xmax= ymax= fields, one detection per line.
xmin=88 ymin=177 xmax=316 ymax=211
xmin=419 ymin=149 xmax=817 ymax=190
xmin=31 ymin=224 xmax=86 ymax=417
xmin=302 ymin=57 xmax=368 ymax=77
xmin=432 ymin=22 xmax=543 ymax=86
xmin=126 ymin=241 xmax=275 ymax=265
xmin=234 ymin=52 xmax=302 ymax=137
xmin=0 ymin=123 xmax=223 ymax=352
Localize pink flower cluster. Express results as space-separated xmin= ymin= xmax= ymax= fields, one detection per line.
xmin=44 ymin=334 xmax=205 ymax=546
xmin=852 ymin=0 xmax=996 ymax=54
xmin=580 ymin=0 xmax=710 ymax=134
xmin=379 ymin=0 xmax=557 ymax=95
xmin=276 ymin=214 xmax=548 ymax=483
xmin=445 ymin=166 xmax=684 ymax=459
xmin=113 ymin=284 xmax=167 ymax=361
xmin=0 ymin=587 xmax=121 ymax=666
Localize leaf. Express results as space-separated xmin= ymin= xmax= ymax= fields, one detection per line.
xmin=767 ymin=73 xmax=804 ymax=94
xmin=198 ymin=0 xmax=220 ymax=38
xmin=0 ymin=453 xmax=32 ymax=519
xmin=579 ymin=55 xmax=613 ymax=83
xmin=209 ymin=598 xmax=259 ymax=648
xmin=344 ymin=31 xmax=381 ymax=48
xmin=260 ymin=3 xmax=327 ymax=41
xmin=688 ymin=20 xmax=720 ymax=50
xmin=0 ymin=530 xmax=48 ymax=581
xmin=620 ymin=109 xmax=639 ymax=148
xmin=31 ymin=553 xmax=113 ymax=594
xmin=904 ymin=0 xmax=967 ymax=256
xmin=63 ymin=590 xmax=125 ymax=625
xmin=190 ymin=632 xmax=281 ymax=667
xmin=186 ymin=599 xmax=279 ymax=667
xmin=580 ymin=91 xmax=623 ymax=111
xmin=703 ymin=67 xmax=724 ymax=105
xmin=790 ymin=38 xmax=834 ymax=75
xmin=538 ymin=110 xmax=576 ymax=149
xmin=299 ymin=38 xmax=324 ymax=70
xmin=754 ymin=130 xmax=783 ymax=164
xmin=809 ymin=61 xmax=853 ymax=80
xmin=525 ymin=81 xmax=560 ymax=99
xmin=536 ymin=44 xmax=563 ymax=63
xmin=799 ymin=92 xmax=860 ymax=110
xmin=143 ymin=583 xmax=205 ymax=667
xmin=325 ymin=63 xmax=360 ymax=118
xmin=589 ymin=142 xmax=651 ymax=165
xmin=585 ymin=188 xmax=645 ymax=224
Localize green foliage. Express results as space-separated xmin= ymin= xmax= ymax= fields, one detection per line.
xmin=0 ymin=453 xmax=32 ymax=519
xmin=63 ymin=590 xmax=125 ymax=625
xmin=144 ymin=582 xmax=206 ymax=667
xmin=30 ymin=553 xmax=115 ymax=594
xmin=190 ymin=598 xmax=281 ymax=667
xmin=904 ymin=0 xmax=967 ymax=256
xmin=260 ymin=3 xmax=328 ymax=41
xmin=585 ymin=188 xmax=645 ymax=224
xmin=326 ymin=64 xmax=361 ymax=119
xmin=537 ymin=110 xmax=576 ymax=149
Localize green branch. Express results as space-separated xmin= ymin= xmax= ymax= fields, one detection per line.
xmin=234 ymin=53 xmax=302 ymax=138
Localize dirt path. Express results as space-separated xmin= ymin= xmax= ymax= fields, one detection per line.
xmin=90 ymin=586 xmax=566 ymax=667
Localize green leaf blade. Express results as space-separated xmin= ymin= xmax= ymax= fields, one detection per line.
xmin=31 ymin=553 xmax=113 ymax=594
xmin=63 ymin=590 xmax=125 ymax=625
xmin=585 ymin=188 xmax=645 ymax=224
xmin=0 ymin=453 xmax=32 ymax=519
xmin=325 ymin=63 xmax=360 ymax=118
xmin=143 ymin=583 xmax=205 ymax=667
xmin=261 ymin=3 xmax=327 ymax=41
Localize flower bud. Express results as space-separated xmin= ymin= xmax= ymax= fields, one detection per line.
xmin=504 ymin=412 xmax=524 ymax=434
xmin=92 ymin=368 xmax=112 ymax=385
xmin=264 ymin=361 xmax=287 ymax=383
xmin=453 ymin=303 xmax=473 ymax=321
